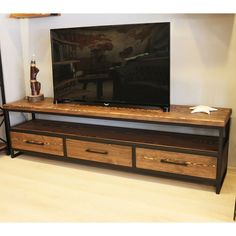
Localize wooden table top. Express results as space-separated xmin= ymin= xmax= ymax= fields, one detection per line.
xmin=3 ymin=97 xmax=232 ymax=127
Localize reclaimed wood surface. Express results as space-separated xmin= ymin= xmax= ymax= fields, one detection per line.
xmin=3 ymin=97 xmax=232 ymax=127
xmin=67 ymin=139 xmax=132 ymax=167
xmin=136 ymin=148 xmax=217 ymax=179
xmin=11 ymin=132 xmax=64 ymax=156
xmin=12 ymin=119 xmax=219 ymax=153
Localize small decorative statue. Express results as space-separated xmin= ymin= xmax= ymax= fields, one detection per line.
xmin=27 ymin=55 xmax=44 ymax=102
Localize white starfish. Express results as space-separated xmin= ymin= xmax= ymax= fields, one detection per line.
xmin=189 ymin=105 xmax=218 ymax=114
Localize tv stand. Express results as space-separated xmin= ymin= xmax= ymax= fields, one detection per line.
xmin=163 ymin=106 xmax=170 ymax=112
xmin=54 ymin=98 xmax=170 ymax=112
xmin=3 ymin=98 xmax=231 ymax=194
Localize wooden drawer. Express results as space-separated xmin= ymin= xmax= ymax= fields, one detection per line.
xmin=11 ymin=132 xmax=64 ymax=156
xmin=66 ymin=139 xmax=132 ymax=167
xmin=136 ymin=148 xmax=216 ymax=179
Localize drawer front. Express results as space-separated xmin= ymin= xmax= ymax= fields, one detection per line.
xmin=67 ymin=139 xmax=132 ymax=167
xmin=11 ymin=132 xmax=64 ymax=156
xmin=136 ymin=148 xmax=216 ymax=179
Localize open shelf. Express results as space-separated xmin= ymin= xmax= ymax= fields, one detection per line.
xmin=12 ymin=119 xmax=219 ymax=154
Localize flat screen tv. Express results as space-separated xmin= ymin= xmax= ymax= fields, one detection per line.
xmin=50 ymin=22 xmax=170 ymax=111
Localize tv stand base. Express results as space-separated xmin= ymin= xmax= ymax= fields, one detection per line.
xmin=3 ymin=98 xmax=231 ymax=194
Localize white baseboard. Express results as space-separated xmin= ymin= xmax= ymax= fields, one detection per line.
xmin=228 ymin=166 xmax=236 ymax=173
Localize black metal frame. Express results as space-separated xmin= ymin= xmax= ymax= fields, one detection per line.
xmin=0 ymin=49 xmax=9 ymax=153
xmin=234 ymin=197 xmax=236 ymax=221
xmin=3 ymin=106 xmax=231 ymax=194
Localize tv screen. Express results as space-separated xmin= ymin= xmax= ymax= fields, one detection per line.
xmin=50 ymin=22 xmax=170 ymax=110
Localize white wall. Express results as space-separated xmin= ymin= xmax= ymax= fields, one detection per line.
xmin=25 ymin=14 xmax=236 ymax=104
xmin=2 ymin=14 xmax=236 ymax=167
xmin=0 ymin=14 xmax=26 ymax=125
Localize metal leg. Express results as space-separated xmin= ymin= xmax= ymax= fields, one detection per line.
xmin=3 ymin=110 xmax=11 ymax=155
xmin=132 ymin=145 xmax=136 ymax=168
xmin=216 ymin=168 xmax=227 ymax=194
xmin=234 ymin=197 xmax=236 ymax=221
xmin=216 ymin=119 xmax=231 ymax=194
xmin=32 ymin=113 xmax=36 ymax=120
xmin=11 ymin=149 xmax=23 ymax=158
xmin=10 ymin=149 xmax=15 ymax=158
xmin=215 ymin=128 xmax=224 ymax=194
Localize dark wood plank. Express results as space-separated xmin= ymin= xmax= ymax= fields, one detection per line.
xmin=12 ymin=119 xmax=219 ymax=154
xmin=3 ymin=97 xmax=231 ymax=127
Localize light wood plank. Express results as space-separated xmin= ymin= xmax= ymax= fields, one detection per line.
xmin=0 ymin=154 xmax=235 ymax=222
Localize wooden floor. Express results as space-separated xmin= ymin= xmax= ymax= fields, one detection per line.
xmin=0 ymin=153 xmax=235 ymax=222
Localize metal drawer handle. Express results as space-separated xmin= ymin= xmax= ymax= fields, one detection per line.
xmin=160 ymin=158 xmax=189 ymax=166
xmin=86 ymin=148 xmax=108 ymax=155
xmin=24 ymin=140 xmax=45 ymax=146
